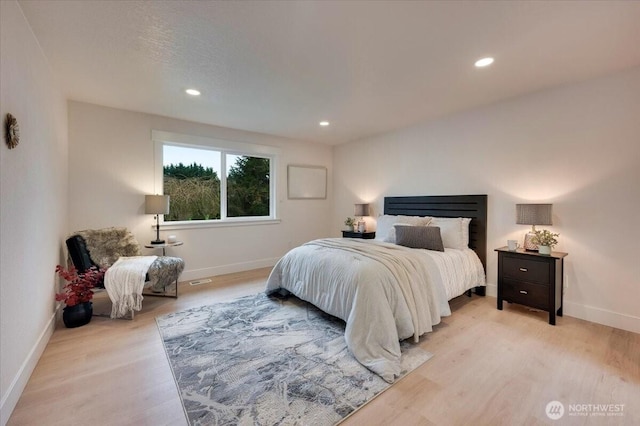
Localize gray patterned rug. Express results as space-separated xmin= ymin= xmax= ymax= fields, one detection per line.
xmin=157 ymin=292 xmax=432 ymax=426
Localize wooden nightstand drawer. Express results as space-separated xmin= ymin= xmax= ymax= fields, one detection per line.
xmin=502 ymin=256 xmax=549 ymax=285
xmin=502 ymin=278 xmax=548 ymax=311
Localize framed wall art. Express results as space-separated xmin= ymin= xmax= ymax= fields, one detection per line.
xmin=287 ymin=165 xmax=327 ymax=199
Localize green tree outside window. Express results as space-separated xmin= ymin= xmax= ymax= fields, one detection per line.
xmin=227 ymin=156 xmax=270 ymax=217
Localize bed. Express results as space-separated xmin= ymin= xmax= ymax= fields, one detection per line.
xmin=266 ymin=195 xmax=487 ymax=382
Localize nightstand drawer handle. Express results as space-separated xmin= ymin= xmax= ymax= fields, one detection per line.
xmin=519 ymin=268 xmax=528 ymax=272
xmin=519 ymin=290 xmax=528 ymax=295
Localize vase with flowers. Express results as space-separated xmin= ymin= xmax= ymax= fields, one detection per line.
xmin=55 ymin=265 xmax=105 ymax=328
xmin=344 ymin=217 xmax=357 ymax=232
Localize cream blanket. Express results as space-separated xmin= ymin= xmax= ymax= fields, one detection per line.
xmin=105 ymin=256 xmax=157 ymax=318
xmin=266 ymin=238 xmax=451 ymax=382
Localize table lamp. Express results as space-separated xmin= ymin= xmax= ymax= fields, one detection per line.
xmin=146 ymin=194 xmax=170 ymax=244
xmin=516 ymin=203 xmax=552 ymax=251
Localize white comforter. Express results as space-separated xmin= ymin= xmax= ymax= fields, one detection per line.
xmin=265 ymin=238 xmax=485 ymax=382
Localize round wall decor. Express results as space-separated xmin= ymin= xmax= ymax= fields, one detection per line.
xmin=6 ymin=113 xmax=20 ymax=149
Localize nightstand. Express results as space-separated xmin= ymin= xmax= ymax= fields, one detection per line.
xmin=342 ymin=231 xmax=376 ymax=239
xmin=496 ymin=247 xmax=568 ymax=325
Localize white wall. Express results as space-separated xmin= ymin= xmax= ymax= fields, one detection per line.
xmin=68 ymin=101 xmax=333 ymax=281
xmin=0 ymin=1 xmax=69 ymax=423
xmin=333 ymin=67 xmax=640 ymax=334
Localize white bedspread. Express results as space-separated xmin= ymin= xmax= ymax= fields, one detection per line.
xmin=266 ymin=238 xmax=485 ymax=382
xmin=418 ymin=247 xmax=487 ymax=300
xmin=104 ymin=255 xmax=157 ymax=318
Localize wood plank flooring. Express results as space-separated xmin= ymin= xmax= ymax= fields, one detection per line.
xmin=8 ymin=268 xmax=639 ymax=425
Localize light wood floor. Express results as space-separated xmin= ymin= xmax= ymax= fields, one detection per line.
xmin=8 ymin=268 xmax=639 ymax=425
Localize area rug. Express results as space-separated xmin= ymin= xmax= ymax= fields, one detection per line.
xmin=157 ymin=292 xmax=432 ymax=426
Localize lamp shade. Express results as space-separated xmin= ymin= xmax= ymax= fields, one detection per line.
xmin=516 ymin=204 xmax=552 ymax=226
xmin=354 ymin=203 xmax=370 ymax=217
xmin=145 ymin=195 xmax=170 ymax=215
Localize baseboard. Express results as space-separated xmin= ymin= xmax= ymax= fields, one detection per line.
xmin=179 ymin=257 xmax=280 ymax=282
xmin=563 ymin=301 xmax=640 ymax=335
xmin=0 ymin=308 xmax=58 ymax=426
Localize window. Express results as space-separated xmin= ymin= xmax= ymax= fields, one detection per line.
xmin=226 ymin=154 xmax=270 ymax=218
xmin=153 ymin=131 xmax=278 ymax=225
xmin=163 ymin=145 xmax=221 ymax=220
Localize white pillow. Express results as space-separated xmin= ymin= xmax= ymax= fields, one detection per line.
xmin=375 ymin=215 xmax=432 ymax=243
xmin=461 ymin=217 xmax=471 ymax=247
xmin=374 ymin=215 xmax=398 ymax=242
xmin=429 ymin=217 xmax=471 ymax=249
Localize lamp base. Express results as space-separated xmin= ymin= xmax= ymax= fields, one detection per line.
xmin=150 ymin=239 xmax=165 ymax=245
xmin=523 ymin=232 xmax=538 ymax=251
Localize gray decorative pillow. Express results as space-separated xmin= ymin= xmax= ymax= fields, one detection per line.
xmin=394 ymin=225 xmax=445 ymax=252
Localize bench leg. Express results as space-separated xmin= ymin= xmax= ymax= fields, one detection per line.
xmin=143 ymin=278 xmax=179 ymax=299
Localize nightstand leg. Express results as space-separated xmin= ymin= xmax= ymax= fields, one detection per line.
xmin=549 ymin=312 xmax=556 ymax=325
xmin=557 ymin=306 xmax=563 ymax=317
xmin=497 ymin=298 xmax=503 ymax=310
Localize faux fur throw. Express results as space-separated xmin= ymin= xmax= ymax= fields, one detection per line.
xmin=75 ymin=227 xmax=142 ymax=269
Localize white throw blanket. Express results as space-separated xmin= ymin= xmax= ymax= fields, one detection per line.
xmin=104 ymin=256 xmax=157 ymax=318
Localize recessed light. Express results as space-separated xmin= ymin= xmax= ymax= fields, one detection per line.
xmin=474 ymin=57 xmax=494 ymax=68
xmin=319 ymin=121 xmax=330 ymax=126
xmin=185 ymin=89 xmax=201 ymax=96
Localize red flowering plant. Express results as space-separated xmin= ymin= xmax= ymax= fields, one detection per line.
xmin=55 ymin=265 xmax=105 ymax=307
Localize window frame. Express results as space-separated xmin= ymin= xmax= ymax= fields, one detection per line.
xmin=152 ymin=130 xmax=280 ymax=229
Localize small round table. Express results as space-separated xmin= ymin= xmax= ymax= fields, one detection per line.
xmin=144 ymin=241 xmax=183 ymax=256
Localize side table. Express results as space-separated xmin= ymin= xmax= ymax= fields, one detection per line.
xmin=145 ymin=241 xmax=184 ymax=256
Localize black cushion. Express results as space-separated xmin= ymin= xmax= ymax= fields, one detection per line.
xmin=66 ymin=235 xmax=96 ymax=273
xmin=65 ymin=235 xmax=106 ymax=288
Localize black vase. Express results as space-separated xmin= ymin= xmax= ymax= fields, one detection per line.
xmin=62 ymin=302 xmax=93 ymax=328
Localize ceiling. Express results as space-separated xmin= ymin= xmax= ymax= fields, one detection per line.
xmin=18 ymin=1 xmax=640 ymax=145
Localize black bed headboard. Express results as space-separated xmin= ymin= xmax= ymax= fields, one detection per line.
xmin=384 ymin=195 xmax=488 ymax=270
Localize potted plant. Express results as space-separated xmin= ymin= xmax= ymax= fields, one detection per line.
xmin=344 ymin=217 xmax=357 ymax=231
xmin=55 ymin=265 xmax=105 ymax=328
xmin=531 ymin=229 xmax=559 ymax=255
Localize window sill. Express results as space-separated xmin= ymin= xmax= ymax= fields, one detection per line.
xmin=159 ymin=218 xmax=281 ymax=231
